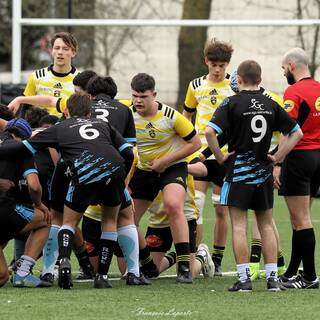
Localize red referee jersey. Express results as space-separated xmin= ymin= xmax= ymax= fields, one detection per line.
xmin=283 ymin=78 xmax=320 ymax=150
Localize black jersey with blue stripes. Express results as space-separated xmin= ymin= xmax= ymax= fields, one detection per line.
xmin=208 ymin=89 xmax=299 ymax=184
xmin=22 ymin=117 xmax=131 ymax=185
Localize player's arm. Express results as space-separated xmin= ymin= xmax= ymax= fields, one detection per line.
xmin=0 ymin=125 xmax=58 ymax=158
xmin=150 ymin=114 xmax=201 ymax=173
xmin=200 ymin=132 xmax=228 ymax=160
xmin=205 ymin=98 xmax=233 ymax=165
xmin=24 ymin=166 xmax=50 ymax=223
xmin=269 ymin=127 xmax=303 ymax=165
xmin=109 ymin=124 xmax=134 ymax=175
xmin=182 ymin=82 xmax=197 ymax=121
xmin=188 ymin=159 xmax=208 ymax=177
xmin=123 ymin=109 xmax=137 ymax=145
xmin=7 ymin=95 xmax=59 ymax=115
xmin=205 ymin=127 xmax=226 ymax=165
xmin=0 ymin=118 xmax=7 ymax=131
xmin=0 ymin=179 xmax=14 ymax=191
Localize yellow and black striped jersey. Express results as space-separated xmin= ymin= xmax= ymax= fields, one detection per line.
xmin=24 ymin=64 xmax=78 ymax=116
xmin=261 ymin=88 xmax=284 ymax=149
xmin=133 ymin=103 xmax=196 ymax=171
xmin=147 ymin=172 xmax=198 ymax=228
xmin=184 ymin=75 xmax=234 ymax=157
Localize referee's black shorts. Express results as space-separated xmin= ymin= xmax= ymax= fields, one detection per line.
xmin=279 ymin=149 xmax=320 ymax=197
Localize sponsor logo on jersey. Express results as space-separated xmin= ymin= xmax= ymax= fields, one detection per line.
xmin=209 ymin=89 xmax=218 ymax=96
xmin=53 ymin=82 xmax=63 ymax=89
xmin=54 ymin=90 xmax=61 ymax=97
xmin=146 ymin=234 xmax=163 ymax=247
xmin=145 ymin=122 xmax=155 ymax=129
xmin=315 ymin=97 xmax=320 ymax=111
xmin=283 ymin=100 xmax=295 ymax=112
xmin=249 ymin=98 xmax=265 ymax=111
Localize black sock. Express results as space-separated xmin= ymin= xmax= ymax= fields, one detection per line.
xmin=284 ymin=230 xmax=302 ymax=278
xmin=175 ymin=242 xmax=190 ymax=272
xmin=74 ymin=244 xmax=91 ymax=268
xmin=58 ymin=228 xmax=74 ymax=259
xmin=164 ymin=251 xmax=176 ymax=269
xmin=297 ymin=228 xmax=317 ymax=281
xmin=139 ymin=246 xmax=156 ymax=269
xmin=250 ymin=239 xmax=262 ymax=263
xmin=98 ymin=239 xmax=116 ymax=275
xmin=212 ymin=245 xmax=225 ymax=265
xmin=277 ymin=251 xmax=285 ymax=267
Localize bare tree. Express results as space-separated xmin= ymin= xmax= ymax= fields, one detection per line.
xmin=176 ymin=0 xmax=212 ymax=111
xmin=297 ymin=0 xmax=320 ymax=76
xmin=94 ymin=0 xmax=155 ymax=75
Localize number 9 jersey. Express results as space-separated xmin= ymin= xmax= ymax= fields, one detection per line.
xmin=207 ymin=89 xmax=299 ymax=184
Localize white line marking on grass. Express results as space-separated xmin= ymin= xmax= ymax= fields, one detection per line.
xmin=73 ymin=271 xmax=238 ymax=283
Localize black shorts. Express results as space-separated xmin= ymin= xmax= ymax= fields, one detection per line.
xmin=81 ymin=216 xmax=123 ymax=257
xmin=220 ymin=179 xmax=273 ymax=211
xmin=65 ymin=173 xmax=126 ymax=213
xmin=0 ymin=199 xmax=29 ymax=245
xmin=145 ymin=219 xmax=197 ymax=253
xmin=50 ymin=161 xmax=71 ymax=213
xmin=130 ymin=162 xmax=188 ymax=201
xmin=280 ymin=149 xmax=320 ymax=197
xmin=193 ymin=159 xmax=226 ymax=187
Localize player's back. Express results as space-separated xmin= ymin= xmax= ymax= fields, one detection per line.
xmin=90 ymin=93 xmax=136 ymax=142
xmin=223 ymin=90 xmax=284 ymax=159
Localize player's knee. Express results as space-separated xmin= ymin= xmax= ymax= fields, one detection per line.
xmin=215 ymin=205 xmax=227 ymax=220
xmin=165 ymin=201 xmax=182 ymax=218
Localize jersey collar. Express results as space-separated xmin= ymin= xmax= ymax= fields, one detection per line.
xmin=48 ymin=64 xmax=77 ymax=77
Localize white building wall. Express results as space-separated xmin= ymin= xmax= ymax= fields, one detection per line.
xmin=94 ymin=0 xmax=318 ymax=104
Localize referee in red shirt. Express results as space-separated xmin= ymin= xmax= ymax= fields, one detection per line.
xmin=276 ymin=48 xmax=320 ymax=289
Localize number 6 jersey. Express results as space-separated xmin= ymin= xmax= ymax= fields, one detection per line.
xmin=22 ymin=117 xmax=132 ymax=185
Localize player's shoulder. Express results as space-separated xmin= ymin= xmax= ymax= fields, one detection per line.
xmin=159 ymin=103 xmax=177 ymax=120
xmin=190 ymin=75 xmax=206 ymax=90
xmin=30 ymin=66 xmax=49 ymax=80
xmin=261 ymin=88 xmax=283 ymax=106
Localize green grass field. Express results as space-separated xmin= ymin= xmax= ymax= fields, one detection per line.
xmin=1 ymin=193 xmax=320 ymax=320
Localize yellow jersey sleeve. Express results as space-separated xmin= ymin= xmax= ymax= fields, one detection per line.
xmin=118 ymin=99 xmax=133 ymax=107
xmin=56 ymin=97 xmax=68 ymax=114
xmin=24 ymin=73 xmax=37 ymax=96
xmin=174 ymin=111 xmax=196 ymax=140
xmin=184 ymin=82 xmax=198 ymax=111
xmin=263 ymin=89 xmax=284 ymax=148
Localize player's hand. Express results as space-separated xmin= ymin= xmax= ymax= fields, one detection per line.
xmin=199 ymin=153 xmax=206 ymax=162
xmin=34 ymin=202 xmax=51 ymax=225
xmin=273 ymin=166 xmax=281 ymax=189
xmin=7 ymin=98 xmax=21 ymax=115
xmin=149 ymin=158 xmax=168 ymax=173
xmin=216 ymin=151 xmax=235 ymax=165
xmin=0 ymin=179 xmax=14 ymax=192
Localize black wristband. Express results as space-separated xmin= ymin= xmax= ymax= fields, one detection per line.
xmin=275 ymin=163 xmax=282 ymax=167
